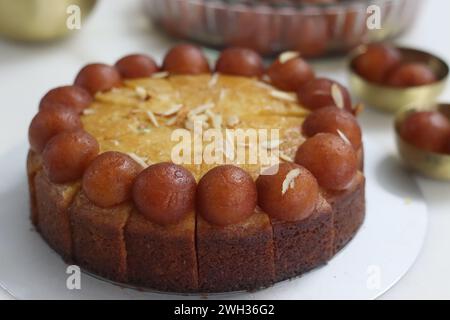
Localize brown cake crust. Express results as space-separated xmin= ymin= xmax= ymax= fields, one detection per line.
xmin=197 ymin=212 xmax=275 ymax=293
xmin=69 ymin=192 xmax=130 ymax=283
xmin=27 ymin=150 xmax=42 ymax=227
xmin=323 ymin=172 xmax=366 ymax=253
xmin=124 ymin=210 xmax=198 ymax=292
xmin=34 ymin=169 xmax=80 ymax=262
xmin=271 ymin=195 xmax=333 ymax=281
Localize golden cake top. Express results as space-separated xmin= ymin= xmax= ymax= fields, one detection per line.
xmin=82 ymin=74 xmax=309 ymax=180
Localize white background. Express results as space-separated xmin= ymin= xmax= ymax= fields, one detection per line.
xmin=0 ymin=0 xmax=449 ymax=299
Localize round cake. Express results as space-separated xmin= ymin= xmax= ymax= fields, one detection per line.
xmin=27 ymin=45 xmax=365 ymax=293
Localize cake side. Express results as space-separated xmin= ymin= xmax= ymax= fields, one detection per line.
xmin=34 ymin=169 xmax=80 ymax=262
xmin=271 ymin=195 xmax=334 ymax=281
xmin=323 ymin=172 xmax=366 ymax=253
xmin=124 ymin=210 xmax=198 ymax=292
xmin=27 ymin=150 xmax=42 ymax=227
xmin=197 ymin=212 xmax=275 ymax=293
xmin=69 ymin=191 xmax=131 ymax=283
xmin=27 ymin=153 xmax=365 ymax=293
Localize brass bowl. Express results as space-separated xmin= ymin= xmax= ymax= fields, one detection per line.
xmin=395 ymin=104 xmax=450 ymax=181
xmin=349 ymin=46 xmax=449 ymax=113
xmin=0 ymin=0 xmax=97 ymax=42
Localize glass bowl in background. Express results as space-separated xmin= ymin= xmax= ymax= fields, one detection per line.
xmin=143 ymin=0 xmax=422 ymax=57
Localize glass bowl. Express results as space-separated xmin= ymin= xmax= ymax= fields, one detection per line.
xmin=143 ymin=0 xmax=422 ymax=57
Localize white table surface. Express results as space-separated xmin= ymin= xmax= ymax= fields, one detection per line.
xmin=0 ymin=0 xmax=449 ymax=300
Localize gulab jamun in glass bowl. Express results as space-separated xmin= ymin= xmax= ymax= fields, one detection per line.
xmin=349 ymin=45 xmax=449 ymax=113
xmin=143 ymin=0 xmax=422 ymax=57
xmin=395 ymin=104 xmax=450 ymax=181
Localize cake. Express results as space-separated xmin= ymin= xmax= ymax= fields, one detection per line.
xmin=27 ymin=44 xmax=365 ymax=293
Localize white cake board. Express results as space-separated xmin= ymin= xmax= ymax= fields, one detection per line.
xmin=0 ymin=130 xmax=427 ymax=299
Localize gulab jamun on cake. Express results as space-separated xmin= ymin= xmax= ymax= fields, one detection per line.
xmin=27 ymin=44 xmax=366 ymax=293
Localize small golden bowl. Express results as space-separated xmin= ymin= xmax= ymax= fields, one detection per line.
xmin=0 ymin=0 xmax=97 ymax=42
xmin=395 ymin=104 xmax=450 ymax=181
xmin=349 ymin=46 xmax=449 ymax=113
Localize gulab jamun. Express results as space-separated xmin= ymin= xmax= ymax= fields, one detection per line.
xmin=74 ymin=63 xmax=122 ymax=95
xmin=353 ymin=44 xmax=402 ymax=83
xmin=197 ymin=165 xmax=257 ymax=226
xmin=341 ymin=10 xmax=368 ymax=47
xmin=256 ymin=163 xmax=319 ymax=222
xmin=42 ymin=130 xmax=99 ymax=184
xmin=293 ymin=14 xmax=329 ymax=58
xmin=267 ymin=54 xmax=315 ymax=92
xmin=82 ymin=151 xmax=144 ymax=208
xmin=386 ymin=63 xmax=437 ymax=87
xmin=399 ymin=111 xmax=450 ymax=153
xmin=295 ymin=133 xmax=358 ymax=191
xmin=215 ymin=47 xmax=264 ymax=78
xmin=162 ymin=44 xmax=210 ymax=75
xmin=39 ymin=85 xmax=93 ymax=114
xmin=132 ymin=162 xmax=196 ymax=225
xmin=444 ymin=137 xmax=450 ymax=155
xmin=297 ymin=78 xmax=353 ymax=113
xmin=115 ymin=54 xmax=159 ymax=79
xmin=302 ymin=106 xmax=362 ymax=149
xmin=29 ymin=105 xmax=82 ymax=153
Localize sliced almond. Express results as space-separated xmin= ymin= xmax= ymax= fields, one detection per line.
xmin=255 ymin=80 xmax=276 ymax=91
xmin=261 ymin=139 xmax=282 ymax=150
xmin=151 ymin=71 xmax=169 ymax=79
xmin=255 ymin=206 xmax=264 ymax=213
xmin=206 ymin=110 xmax=222 ymax=129
xmin=185 ymin=114 xmax=208 ymax=131
xmin=282 ymin=168 xmax=301 ymax=195
xmin=188 ymin=102 xmax=215 ymax=118
xmin=279 ymin=51 xmax=300 ymax=64
xmin=146 ymin=110 xmax=160 ymax=128
xmin=219 ymin=89 xmax=228 ymax=101
xmin=279 ymin=151 xmax=294 ymax=162
xmin=82 ymin=108 xmax=96 ymax=115
xmin=353 ymin=102 xmax=365 ymax=116
xmin=337 ymin=129 xmax=352 ymax=146
xmin=166 ymin=116 xmax=178 ymax=126
xmin=261 ymin=74 xmax=272 ymax=83
xmin=135 ymin=86 xmax=149 ymax=100
xmin=270 ymin=90 xmax=297 ymax=102
xmin=127 ymin=152 xmax=148 ymax=168
xmin=155 ymin=104 xmax=183 ymax=117
xmin=208 ymin=73 xmax=219 ymax=88
xmin=185 ymin=118 xmax=194 ymax=131
xmin=331 ymin=84 xmax=344 ymax=109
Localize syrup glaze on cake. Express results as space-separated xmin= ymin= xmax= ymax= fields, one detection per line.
xmin=27 ymin=45 xmax=365 ymax=293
